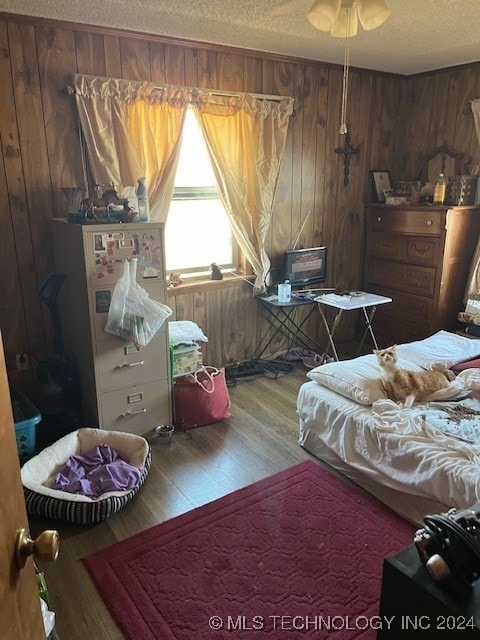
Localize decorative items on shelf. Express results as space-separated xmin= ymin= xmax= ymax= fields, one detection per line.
xmin=369 ymin=169 xmax=391 ymax=203
xmin=210 ymin=263 xmax=223 ymax=280
xmin=61 ymin=187 xmax=86 ymax=213
xmin=393 ymin=180 xmax=422 ymax=203
xmin=419 ymin=181 xmax=434 ymax=204
xmin=63 ymin=183 xmax=144 ymax=225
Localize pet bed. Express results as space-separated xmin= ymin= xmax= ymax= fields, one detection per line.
xmin=21 ymin=428 xmax=151 ymax=525
xmin=297 ymin=331 xmax=480 ymax=524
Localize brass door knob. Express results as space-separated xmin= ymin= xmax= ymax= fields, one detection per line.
xmin=15 ymin=528 xmax=60 ymax=568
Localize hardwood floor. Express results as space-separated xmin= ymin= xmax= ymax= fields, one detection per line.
xmin=33 ymin=363 xmax=325 ymax=640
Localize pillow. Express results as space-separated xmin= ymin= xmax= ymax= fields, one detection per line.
xmin=451 ymin=358 xmax=480 ymax=372
xmin=306 ymin=354 xmax=423 ymax=405
xmin=168 ymin=320 xmax=208 ymax=344
xmin=396 ymin=330 xmax=480 ymax=370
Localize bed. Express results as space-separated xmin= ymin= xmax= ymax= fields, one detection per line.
xmin=297 ymin=330 xmax=480 ymax=524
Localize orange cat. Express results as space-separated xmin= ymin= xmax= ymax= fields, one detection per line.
xmin=374 ymin=344 xmax=455 ymax=407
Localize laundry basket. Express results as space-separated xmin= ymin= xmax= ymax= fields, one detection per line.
xmin=12 ymin=388 xmax=42 ymax=462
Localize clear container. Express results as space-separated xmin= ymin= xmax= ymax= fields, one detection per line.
xmin=136 ymin=177 xmax=150 ymax=222
xmin=277 ymin=280 xmax=292 ymax=303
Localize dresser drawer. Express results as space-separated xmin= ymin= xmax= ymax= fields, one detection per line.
xmin=368 ymin=286 xmax=434 ymax=324
xmin=366 ymin=259 xmax=437 ymax=297
xmin=95 ymin=330 xmax=168 ymax=392
xmin=99 ymin=378 xmax=171 ymax=435
xmin=372 ymin=312 xmax=431 ymax=347
xmin=368 ymin=232 xmax=404 ymax=261
xmin=367 ymin=208 xmax=444 ymax=235
xmin=404 ymin=236 xmax=440 ymax=266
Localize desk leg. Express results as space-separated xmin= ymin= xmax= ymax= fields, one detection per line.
xmin=318 ymin=305 xmax=342 ymax=361
xmin=357 ymin=305 xmax=378 ymax=355
xmin=252 ymin=303 xmax=323 ymax=360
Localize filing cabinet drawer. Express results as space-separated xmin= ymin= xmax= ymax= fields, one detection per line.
xmin=99 ymin=378 xmax=171 ymax=435
xmin=95 ymin=331 xmax=168 ymax=392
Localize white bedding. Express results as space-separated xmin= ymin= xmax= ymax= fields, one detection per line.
xmin=297 ymin=332 xmax=480 ymax=525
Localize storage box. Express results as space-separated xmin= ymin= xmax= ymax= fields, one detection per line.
xmin=446 ymin=175 xmax=479 ymax=206
xmin=170 ymin=342 xmax=202 ymax=378
xmin=12 ymin=388 xmax=42 ymax=461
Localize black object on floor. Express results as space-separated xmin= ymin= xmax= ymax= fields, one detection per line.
xmin=225 ymin=358 xmax=295 ymax=386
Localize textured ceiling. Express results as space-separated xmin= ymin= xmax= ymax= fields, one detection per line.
xmin=3 ymin=0 xmax=480 ymax=75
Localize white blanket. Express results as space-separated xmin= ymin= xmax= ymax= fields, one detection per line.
xmin=298 ymin=369 xmax=480 ymax=522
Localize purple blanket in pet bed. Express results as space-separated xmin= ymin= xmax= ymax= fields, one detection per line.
xmin=52 ymin=443 xmax=141 ymax=499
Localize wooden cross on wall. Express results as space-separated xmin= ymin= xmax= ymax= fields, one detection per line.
xmin=335 ymin=132 xmax=360 ymax=186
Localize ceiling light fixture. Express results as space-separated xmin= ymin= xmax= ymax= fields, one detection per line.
xmin=308 ymin=0 xmax=390 ymax=134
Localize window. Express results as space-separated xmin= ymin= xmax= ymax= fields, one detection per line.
xmin=165 ymin=107 xmax=235 ymax=277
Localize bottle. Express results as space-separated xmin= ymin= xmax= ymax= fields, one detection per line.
xmin=277 ymin=279 xmax=291 ymax=303
xmin=136 ymin=177 xmax=150 ymax=222
xmin=433 ymin=173 xmax=447 ymax=205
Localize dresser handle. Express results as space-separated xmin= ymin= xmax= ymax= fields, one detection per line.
xmin=426 ymin=220 xmax=433 ymax=226
xmin=413 ymin=244 xmax=430 ymax=254
xmin=120 ymin=408 xmax=147 ymax=417
xmin=380 ymin=241 xmax=395 ymax=248
xmin=409 ymin=302 xmax=426 ymax=311
xmin=377 ymin=217 xmax=382 ymax=222
xmin=115 ymin=361 xmax=144 ymax=369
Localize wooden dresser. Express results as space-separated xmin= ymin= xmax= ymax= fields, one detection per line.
xmin=363 ymin=204 xmax=480 ymax=346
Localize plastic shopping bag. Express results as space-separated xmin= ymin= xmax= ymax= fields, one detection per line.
xmin=104 ymin=259 xmax=172 ymax=348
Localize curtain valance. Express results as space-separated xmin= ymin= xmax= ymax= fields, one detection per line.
xmin=72 ymin=73 xmax=294 ymax=291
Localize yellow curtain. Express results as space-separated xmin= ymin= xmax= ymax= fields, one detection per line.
xmin=74 ymin=74 xmax=294 ymax=285
xmin=193 ymin=93 xmax=294 ymax=291
xmin=74 ymin=74 xmax=188 ymax=221
xmin=465 ymin=99 xmax=480 ymax=300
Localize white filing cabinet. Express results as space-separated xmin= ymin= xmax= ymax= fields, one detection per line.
xmin=50 ymin=218 xmax=172 ymax=435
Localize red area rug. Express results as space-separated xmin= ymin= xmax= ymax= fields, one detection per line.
xmin=83 ymin=460 xmax=414 ymax=639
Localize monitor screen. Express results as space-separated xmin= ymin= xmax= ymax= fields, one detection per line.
xmin=284 ymin=246 xmax=327 ymax=288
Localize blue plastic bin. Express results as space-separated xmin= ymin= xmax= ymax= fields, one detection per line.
xmin=12 ymin=388 xmax=42 ymax=461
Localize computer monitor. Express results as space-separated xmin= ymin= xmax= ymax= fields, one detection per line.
xmin=284 ymin=246 xmax=327 ymax=289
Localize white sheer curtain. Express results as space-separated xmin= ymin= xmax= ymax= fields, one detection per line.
xmin=465 ymin=99 xmax=480 ymax=300
xmin=192 ymin=94 xmax=293 ymax=291
xmin=73 ymin=74 xmax=294 ymax=289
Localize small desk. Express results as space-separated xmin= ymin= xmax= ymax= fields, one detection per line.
xmin=315 ymin=292 xmax=392 ymax=361
xmin=253 ymin=295 xmax=325 ymax=359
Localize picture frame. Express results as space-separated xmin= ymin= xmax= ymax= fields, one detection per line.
xmin=93 ymin=233 xmax=106 ymax=252
xmin=370 ymin=170 xmax=392 ymax=203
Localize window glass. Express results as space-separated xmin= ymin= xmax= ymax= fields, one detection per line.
xmin=165 ymin=108 xmax=235 ymax=276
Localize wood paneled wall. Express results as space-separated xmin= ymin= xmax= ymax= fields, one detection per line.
xmin=1 ymin=12 xmax=479 ymax=393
